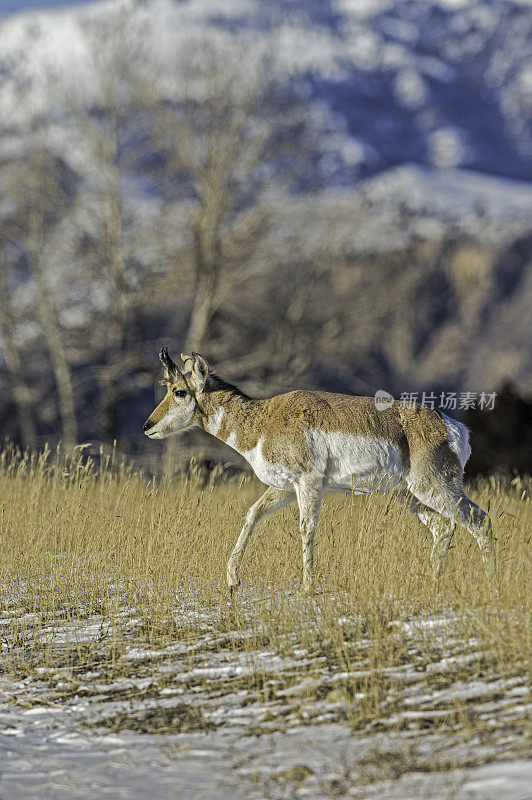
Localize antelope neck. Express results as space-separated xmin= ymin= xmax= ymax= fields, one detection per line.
xmin=198 ymin=386 xmax=259 ymax=444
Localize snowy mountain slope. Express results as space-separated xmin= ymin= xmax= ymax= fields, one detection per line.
xmin=359 ymin=165 xmax=532 ymax=225
xmin=253 ymin=168 xmax=532 ymax=266
xmin=0 ymin=0 xmax=531 ymax=189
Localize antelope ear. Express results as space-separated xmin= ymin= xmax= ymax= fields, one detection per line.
xmin=181 ymin=353 xmax=194 ymax=373
xmin=189 ymin=352 xmax=209 ymax=394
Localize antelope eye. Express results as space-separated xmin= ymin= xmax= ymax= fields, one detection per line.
xmin=173 ymin=388 xmax=187 ymax=399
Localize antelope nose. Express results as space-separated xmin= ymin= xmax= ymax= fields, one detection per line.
xmin=143 ymin=419 xmax=154 ymax=432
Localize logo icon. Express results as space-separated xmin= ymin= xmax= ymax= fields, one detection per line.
xmin=375 ymin=390 xmax=394 ymax=411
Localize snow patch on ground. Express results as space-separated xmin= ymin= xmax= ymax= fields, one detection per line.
xmin=1 ymin=598 xmax=530 ymax=799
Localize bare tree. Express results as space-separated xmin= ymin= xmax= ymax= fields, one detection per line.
xmin=0 ymin=249 xmax=37 ymax=449
xmin=151 ymin=42 xmax=302 ymax=355
xmin=4 ymin=146 xmax=78 ymax=449
xmin=64 ymin=26 xmax=158 ymax=445
xmin=30 ymin=150 xmax=77 ymax=449
xmin=71 ymin=97 xmax=139 ymax=443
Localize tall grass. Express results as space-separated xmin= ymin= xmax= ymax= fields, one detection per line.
xmin=0 ymin=444 xmax=530 ymax=748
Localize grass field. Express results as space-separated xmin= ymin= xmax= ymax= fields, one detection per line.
xmin=0 ymin=445 xmax=530 ymax=799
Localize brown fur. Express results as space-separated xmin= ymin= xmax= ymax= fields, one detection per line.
xmin=149 ymin=375 xmax=461 ymax=478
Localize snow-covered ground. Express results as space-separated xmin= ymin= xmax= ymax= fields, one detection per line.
xmin=2 ymin=704 xmax=532 ymax=799
xmin=1 ymin=601 xmax=530 ymax=799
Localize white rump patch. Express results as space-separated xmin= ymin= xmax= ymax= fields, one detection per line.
xmin=206 ymin=406 xmax=225 ymax=436
xmin=440 ymin=412 xmax=471 ymax=469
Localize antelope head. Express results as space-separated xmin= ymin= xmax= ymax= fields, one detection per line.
xmin=143 ymin=348 xmax=209 ymax=439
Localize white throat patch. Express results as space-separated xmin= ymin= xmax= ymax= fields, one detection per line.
xmin=206 ymin=407 xmax=225 ymax=436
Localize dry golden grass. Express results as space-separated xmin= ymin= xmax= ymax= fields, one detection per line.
xmin=0 ymin=444 xmax=530 ymax=766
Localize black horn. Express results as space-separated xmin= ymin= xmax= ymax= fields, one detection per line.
xmin=159 ymin=347 xmax=180 ymax=380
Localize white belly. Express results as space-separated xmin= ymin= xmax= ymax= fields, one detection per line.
xmin=223 ymin=430 xmax=404 ymax=494
xmin=307 ymin=430 xmax=404 ymax=493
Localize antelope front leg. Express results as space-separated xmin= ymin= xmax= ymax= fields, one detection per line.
xmin=296 ymin=478 xmax=323 ymax=593
xmin=227 ymin=487 xmax=295 ymax=592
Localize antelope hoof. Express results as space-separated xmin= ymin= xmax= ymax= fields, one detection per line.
xmin=227 ymin=567 xmax=241 ymax=594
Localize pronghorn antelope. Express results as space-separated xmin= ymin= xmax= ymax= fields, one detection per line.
xmin=144 ymin=349 xmax=495 ymax=592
